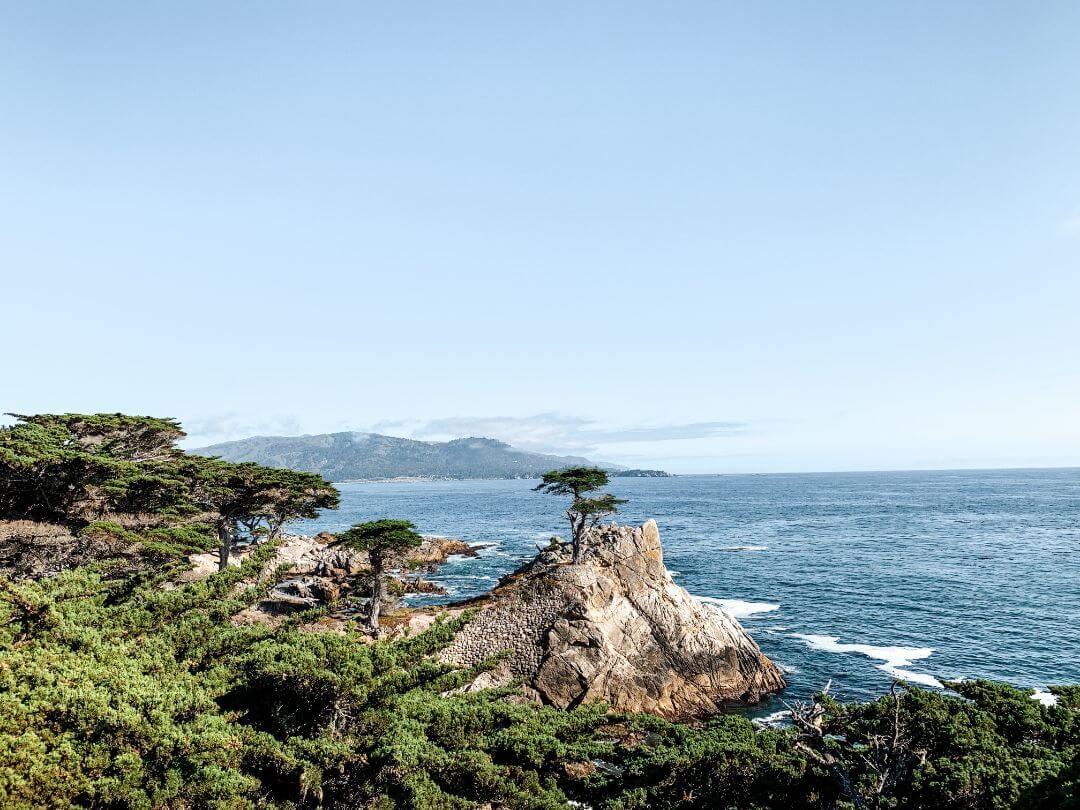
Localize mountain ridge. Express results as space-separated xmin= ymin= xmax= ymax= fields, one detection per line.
xmin=191 ymin=431 xmax=624 ymax=481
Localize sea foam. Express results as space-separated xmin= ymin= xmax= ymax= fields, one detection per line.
xmin=752 ymin=709 xmax=791 ymax=727
xmin=697 ymin=596 xmax=781 ymax=618
xmin=791 ymin=633 xmax=942 ymax=688
xmin=719 ymin=545 xmax=769 ymax=552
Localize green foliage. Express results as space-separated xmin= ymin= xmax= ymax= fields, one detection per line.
xmin=0 ymin=547 xmax=604 ymax=809
xmin=0 ymin=413 xmax=337 ymax=531
xmin=80 ymin=521 xmax=218 ymax=562
xmin=332 ymin=520 xmax=424 ymax=630
xmin=0 ymin=413 xmax=193 ymax=523
xmin=534 ymin=467 xmax=612 ymax=499
xmin=334 ymin=519 xmax=424 ymax=556
xmin=0 ymin=544 xmax=279 ymax=809
xmin=573 ymin=494 xmax=627 ymax=522
xmin=534 ymin=468 xmax=626 ymax=563
xmin=582 ymin=683 xmax=1080 ymax=810
xmin=0 ymin=549 xmax=1076 ymax=808
xmin=0 ymin=413 xmax=339 ymax=576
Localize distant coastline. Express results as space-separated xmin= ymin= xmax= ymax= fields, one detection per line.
xmin=192 ymin=431 xmax=627 ymax=481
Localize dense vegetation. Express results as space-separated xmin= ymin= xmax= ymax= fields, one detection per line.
xmin=0 ymin=413 xmax=337 ymax=577
xmin=0 ymin=414 xmax=1076 ymax=808
xmin=1 ymin=553 xmax=1076 ymax=809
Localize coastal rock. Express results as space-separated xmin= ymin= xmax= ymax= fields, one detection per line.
xmin=436 ymin=520 xmax=785 ymax=720
xmin=220 ymin=532 xmax=477 ymax=624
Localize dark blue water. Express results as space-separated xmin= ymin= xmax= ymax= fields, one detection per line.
xmin=296 ymin=469 xmax=1080 ymax=714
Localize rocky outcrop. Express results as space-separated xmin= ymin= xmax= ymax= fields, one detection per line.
xmin=435 ymin=520 xmax=785 ymax=721
xmin=218 ymin=533 xmax=479 ymax=625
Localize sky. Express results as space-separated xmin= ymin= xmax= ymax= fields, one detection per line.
xmin=1 ymin=2 xmax=1078 ymax=474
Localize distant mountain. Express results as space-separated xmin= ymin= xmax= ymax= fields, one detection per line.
xmin=191 ymin=432 xmax=623 ymax=482
xmin=612 ymin=469 xmax=673 ymax=478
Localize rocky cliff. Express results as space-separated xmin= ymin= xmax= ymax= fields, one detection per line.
xmin=432 ymin=520 xmax=785 ymax=721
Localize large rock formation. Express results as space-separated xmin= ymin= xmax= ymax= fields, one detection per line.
xmin=435 ymin=520 xmax=785 ymax=721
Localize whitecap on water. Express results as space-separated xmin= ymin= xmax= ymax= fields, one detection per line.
xmin=696 ymin=596 xmax=780 ymax=618
xmin=790 ymin=633 xmax=942 ymax=688
xmin=752 ymin=709 xmax=791 ymax=727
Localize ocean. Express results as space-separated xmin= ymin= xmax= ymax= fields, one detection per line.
xmin=296 ymin=468 xmax=1080 ymax=717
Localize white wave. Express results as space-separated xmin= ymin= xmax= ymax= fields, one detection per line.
xmin=697 ymin=596 xmax=780 ymax=618
xmin=752 ymin=709 xmax=791 ymax=727
xmin=719 ymin=545 xmax=769 ymax=552
xmin=791 ymin=633 xmax=942 ymax=688
xmin=778 ymin=663 xmax=801 ymax=674
xmin=667 ymin=570 xmax=681 ymax=577
xmin=1032 ymin=688 xmax=1059 ymax=706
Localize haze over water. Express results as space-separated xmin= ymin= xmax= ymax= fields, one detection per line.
xmin=298 ymin=468 xmax=1080 ymax=714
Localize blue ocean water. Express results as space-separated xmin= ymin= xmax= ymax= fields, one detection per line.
xmin=296 ymin=469 xmax=1080 ymax=714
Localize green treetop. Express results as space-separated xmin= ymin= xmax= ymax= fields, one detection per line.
xmin=259 ymin=466 xmax=340 ymax=541
xmin=534 ymin=467 xmax=626 ymax=563
xmin=180 ymin=457 xmax=339 ymax=570
xmin=332 ymin=519 xmax=422 ymax=632
xmin=0 ymin=412 xmax=341 ymax=574
xmin=0 ymin=413 xmax=197 ymax=523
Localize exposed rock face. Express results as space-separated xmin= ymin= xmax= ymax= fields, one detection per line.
xmin=437 ymin=520 xmax=785 ymax=720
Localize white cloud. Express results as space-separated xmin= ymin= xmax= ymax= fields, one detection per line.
xmin=179 ymin=413 xmax=303 ymax=447
xmin=369 ymin=413 xmax=748 ymax=455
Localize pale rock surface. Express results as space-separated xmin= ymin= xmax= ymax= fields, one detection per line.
xmin=436 ymin=520 xmax=785 ymax=720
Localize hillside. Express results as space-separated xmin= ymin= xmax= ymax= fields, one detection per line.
xmin=192 ymin=432 xmax=619 ymax=481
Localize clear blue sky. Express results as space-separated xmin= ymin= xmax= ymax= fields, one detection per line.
xmin=2 ymin=2 xmax=1078 ymax=473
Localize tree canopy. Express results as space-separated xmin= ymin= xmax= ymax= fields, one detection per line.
xmin=333 ymin=518 xmax=424 ymax=556
xmin=333 ymin=519 xmax=423 ymax=630
xmin=535 ymin=467 xmax=626 ymax=563
xmin=534 ymin=467 xmax=612 ymax=500
xmin=0 ymin=413 xmax=339 ymax=575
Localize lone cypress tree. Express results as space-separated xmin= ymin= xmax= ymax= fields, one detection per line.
xmin=534 ymin=467 xmax=626 ymax=563
xmin=333 ymin=519 xmax=422 ymax=632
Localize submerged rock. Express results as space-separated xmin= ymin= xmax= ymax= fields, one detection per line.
xmin=435 ymin=520 xmax=785 ymax=720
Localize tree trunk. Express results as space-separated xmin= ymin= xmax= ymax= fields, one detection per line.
xmin=217 ymin=520 xmax=233 ymax=572
xmin=368 ymin=553 xmax=383 ymax=632
xmin=570 ymin=513 xmax=584 ymax=564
